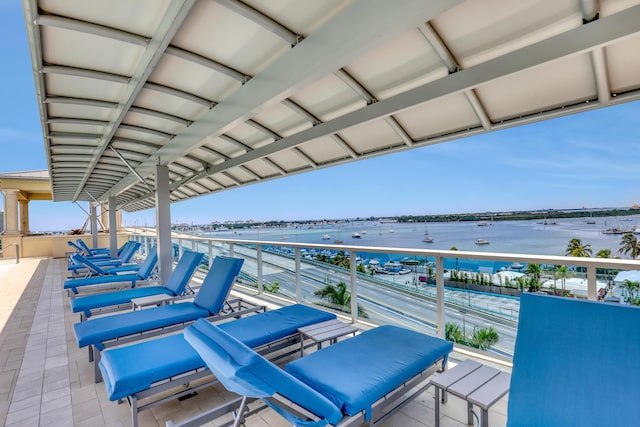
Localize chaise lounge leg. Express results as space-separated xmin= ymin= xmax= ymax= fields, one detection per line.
xmin=233 ymin=396 xmax=248 ymax=427
xmin=131 ymin=396 xmax=138 ymax=427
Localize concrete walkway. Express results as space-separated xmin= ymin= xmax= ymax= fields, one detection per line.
xmin=0 ymin=257 xmax=74 ymax=425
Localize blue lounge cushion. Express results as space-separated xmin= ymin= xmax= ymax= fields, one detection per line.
xmin=185 ymin=318 xmax=344 ymax=425
xmin=64 ymin=272 xmax=141 ymax=291
xmin=507 ymin=294 xmax=640 ymax=427
xmin=193 ymin=256 xmax=244 ymax=314
xmin=74 ymin=303 xmax=209 ymax=349
xmin=285 ymin=325 xmax=453 ymax=417
xmin=70 ymin=287 xmax=174 ymax=316
xmin=99 ymin=304 xmax=336 ymax=401
xmin=163 ymin=251 xmax=203 ymax=295
xmin=69 ymin=250 xmax=201 ymax=317
xmin=73 ymin=255 xmax=244 ymax=350
xmin=64 ymin=248 xmax=158 ymax=293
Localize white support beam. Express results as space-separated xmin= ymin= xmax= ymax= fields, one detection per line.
xmin=90 ymin=203 xmax=98 ymax=248
xmin=107 ymin=0 xmax=464 ymax=196
xmin=194 ymin=5 xmax=640 ymax=177
xmin=108 ymin=196 xmax=118 ymax=257
xmin=72 ymin=0 xmax=198 ymax=202
xmin=155 ymin=164 xmax=173 ymax=285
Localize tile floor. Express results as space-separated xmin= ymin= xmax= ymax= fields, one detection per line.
xmin=0 ymin=257 xmax=509 ymax=427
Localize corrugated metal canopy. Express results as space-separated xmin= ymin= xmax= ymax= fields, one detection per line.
xmin=22 ymin=0 xmax=640 ymax=212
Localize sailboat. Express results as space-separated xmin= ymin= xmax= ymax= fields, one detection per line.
xmin=422 ymin=225 xmax=433 ymax=243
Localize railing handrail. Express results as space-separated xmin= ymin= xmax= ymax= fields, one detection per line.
xmin=128 ymin=228 xmax=640 ymax=271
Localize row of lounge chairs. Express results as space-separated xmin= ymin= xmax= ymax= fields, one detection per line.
xmin=65 ymin=240 xmax=639 ymax=427
xmin=65 ymin=243 xmax=456 ymax=426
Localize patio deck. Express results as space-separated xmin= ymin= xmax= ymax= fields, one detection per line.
xmin=0 ymin=257 xmax=508 ymax=427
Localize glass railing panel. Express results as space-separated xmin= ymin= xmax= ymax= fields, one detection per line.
xmin=126 ymin=228 xmax=640 ymax=362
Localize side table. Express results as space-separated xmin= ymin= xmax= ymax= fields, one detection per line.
xmin=430 ymin=359 xmax=510 ymax=427
xmin=298 ymin=319 xmax=358 ymax=355
xmin=131 ymin=293 xmax=174 ymax=310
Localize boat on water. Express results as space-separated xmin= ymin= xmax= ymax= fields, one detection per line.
xmin=602 ymin=227 xmax=630 ymax=235
xmin=477 ymin=221 xmax=492 ymax=226
xmin=321 ymin=234 xmax=331 ymax=240
xmin=333 ymin=238 xmax=343 ymax=244
xmin=382 ymin=261 xmax=411 ymax=275
xmin=475 ymin=239 xmax=490 ymax=245
xmin=509 ymin=262 xmax=525 ymax=270
xmin=351 ymin=232 xmax=361 ymax=238
xmin=422 ymin=226 xmax=433 ymax=243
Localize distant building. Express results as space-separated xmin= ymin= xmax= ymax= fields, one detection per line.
xmin=631 ymin=205 xmax=640 ymax=210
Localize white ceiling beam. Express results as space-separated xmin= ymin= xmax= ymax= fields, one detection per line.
xmin=144 ymin=82 xmax=214 ymax=108
xmin=590 ymin=47 xmax=610 ymax=106
xmin=195 ymin=4 xmax=640 ymax=177
xmin=212 ymin=0 xmax=300 ymax=46
xmin=40 ymin=65 xmax=130 ymax=84
xmin=73 ymin=0 xmax=198 ymax=202
xmin=165 ymin=46 xmax=248 ymax=82
xmin=110 ymin=0 xmax=463 ymax=199
xmin=35 ymin=13 xmax=149 ymax=47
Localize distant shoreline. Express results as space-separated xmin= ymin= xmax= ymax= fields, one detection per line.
xmin=172 ymin=207 xmax=640 ymax=231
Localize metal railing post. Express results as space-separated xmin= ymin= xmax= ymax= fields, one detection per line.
xmin=587 ymin=265 xmax=597 ymax=300
xmin=257 ymin=245 xmax=263 ymax=294
xmin=15 ymin=244 xmax=19 ymax=264
xmin=350 ymin=249 xmax=358 ymax=324
xmin=436 ymin=256 xmax=444 ymax=339
xmin=295 ymin=247 xmax=301 ymax=303
xmin=208 ymin=241 xmax=213 ymax=269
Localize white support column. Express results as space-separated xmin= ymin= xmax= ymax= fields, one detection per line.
xmin=90 ymin=203 xmax=98 ymax=248
xmin=436 ymin=256 xmax=445 ymax=339
xmin=108 ymin=196 xmax=118 ymax=258
xmin=155 ymin=164 xmax=172 ymax=285
xmin=19 ymin=200 xmax=30 ymax=235
xmin=3 ymin=189 xmax=19 ymax=235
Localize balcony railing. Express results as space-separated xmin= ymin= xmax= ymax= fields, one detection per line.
xmin=128 ymin=228 xmax=640 ymax=359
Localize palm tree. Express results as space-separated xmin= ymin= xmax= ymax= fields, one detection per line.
xmin=524 ymin=263 xmax=542 ymax=292
xmin=330 ymin=250 xmax=350 ymax=268
xmin=595 ymin=248 xmax=612 ymax=279
xmin=565 ymin=238 xmax=592 ymax=257
xmin=620 ymin=279 xmax=639 ymax=302
xmin=619 ymin=233 xmax=640 ymax=259
xmin=525 ymin=263 xmax=542 ymax=281
xmin=445 ymin=322 xmax=464 ymax=344
xmin=450 ymin=246 xmax=459 ymax=272
xmin=314 ymin=281 xmax=368 ymax=318
xmin=556 ymin=266 xmax=571 ymax=294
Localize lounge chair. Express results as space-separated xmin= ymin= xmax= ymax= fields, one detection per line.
xmin=70 ymin=250 xmax=203 ymax=320
xmin=174 ymin=320 xmax=453 ymax=427
xmin=506 ymin=293 xmax=640 ymax=427
xmin=73 ymin=255 xmax=259 ymax=381
xmin=64 ymin=248 xmax=158 ymax=295
xmin=75 ymin=238 xmax=111 ymax=256
xmin=67 ymin=241 xmax=142 ymax=275
xmin=98 ymin=304 xmax=337 ymax=427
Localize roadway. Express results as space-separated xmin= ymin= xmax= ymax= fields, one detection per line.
xmin=197 ymin=242 xmax=519 ymax=356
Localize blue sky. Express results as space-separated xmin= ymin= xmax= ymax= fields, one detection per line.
xmin=2 ymin=2 xmax=640 ymax=232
